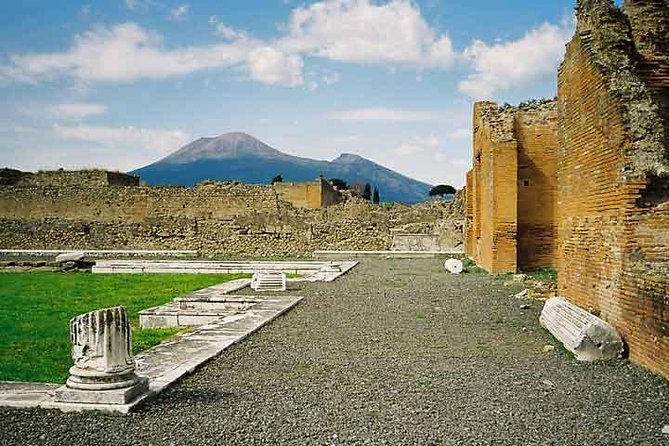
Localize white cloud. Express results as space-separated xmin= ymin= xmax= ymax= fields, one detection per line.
xmin=247 ymin=47 xmax=303 ymax=86
xmin=215 ymin=23 xmax=247 ymax=41
xmin=52 ymin=124 xmax=188 ymax=157
xmin=171 ymin=4 xmax=189 ymax=20
xmin=50 ymin=103 xmax=107 ymax=120
xmin=458 ymin=21 xmax=573 ymax=98
xmin=278 ymin=0 xmax=456 ymax=68
xmin=330 ymin=108 xmax=436 ymax=122
xmin=0 ymin=22 xmax=256 ymax=83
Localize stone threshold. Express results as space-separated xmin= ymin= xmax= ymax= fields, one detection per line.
xmin=0 ymin=294 xmax=303 ymax=415
xmin=92 ymin=260 xmax=359 ymax=282
xmin=313 ymin=250 xmax=464 ymax=259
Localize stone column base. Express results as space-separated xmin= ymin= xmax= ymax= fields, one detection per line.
xmin=54 ymin=376 xmax=149 ymax=405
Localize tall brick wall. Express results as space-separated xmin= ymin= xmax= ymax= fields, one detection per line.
xmin=465 ymin=101 xmax=558 ymax=273
xmin=557 ymin=0 xmax=669 ymax=379
xmin=515 ymin=108 xmax=559 ymax=270
xmin=467 ymin=102 xmax=518 ymax=273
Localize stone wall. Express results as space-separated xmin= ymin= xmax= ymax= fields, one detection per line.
xmin=273 ymin=177 xmax=342 ymax=208
xmin=0 ymin=171 xmax=464 ymax=257
xmin=465 ymin=100 xmax=558 ymax=273
xmin=556 ymin=0 xmax=669 ymax=379
xmin=0 ymin=181 xmax=278 ymax=221
xmin=8 ymin=169 xmax=139 ymax=187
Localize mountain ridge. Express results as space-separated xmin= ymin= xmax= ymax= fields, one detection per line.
xmin=131 ymin=132 xmax=433 ymax=204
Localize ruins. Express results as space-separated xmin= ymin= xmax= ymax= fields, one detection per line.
xmin=54 ymin=306 xmax=149 ymax=405
xmin=466 ymin=0 xmax=669 ymax=379
xmin=465 ymin=99 xmax=558 ymax=273
xmin=0 ymin=169 xmax=464 ymax=256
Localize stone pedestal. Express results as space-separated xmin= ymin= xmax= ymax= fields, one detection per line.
xmin=54 ymin=306 xmax=148 ymax=405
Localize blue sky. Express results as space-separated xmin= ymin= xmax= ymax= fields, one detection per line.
xmin=0 ymin=0 xmax=577 ymax=187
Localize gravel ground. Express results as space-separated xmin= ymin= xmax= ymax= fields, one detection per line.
xmin=1 ymin=258 xmax=668 ymax=445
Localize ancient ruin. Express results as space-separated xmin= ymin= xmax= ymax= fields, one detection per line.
xmin=0 ymin=169 xmax=464 ymax=257
xmin=465 ymin=99 xmax=558 ymax=273
xmin=54 ymin=306 xmax=148 ymax=405
xmin=465 ymin=0 xmax=669 ymax=380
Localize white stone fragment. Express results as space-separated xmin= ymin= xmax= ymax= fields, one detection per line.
xmin=55 ymin=306 xmax=148 ymax=404
xmin=251 ymin=272 xmax=287 ymax=292
xmin=55 ymin=251 xmax=85 ymax=263
xmin=444 ymin=258 xmax=464 ymax=274
xmin=540 ymin=297 xmax=624 ymax=362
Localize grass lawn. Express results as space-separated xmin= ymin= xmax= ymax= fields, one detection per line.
xmin=0 ymin=272 xmax=250 ymax=383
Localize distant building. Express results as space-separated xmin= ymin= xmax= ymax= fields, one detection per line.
xmin=273 ymin=177 xmax=342 ymax=209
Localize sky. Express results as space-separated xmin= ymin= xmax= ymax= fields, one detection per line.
xmin=0 ymin=0 xmax=579 ymax=188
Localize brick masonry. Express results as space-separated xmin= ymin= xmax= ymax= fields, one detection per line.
xmin=466 ymin=0 xmax=668 ymax=380
xmin=465 ymin=100 xmax=558 ymax=273
xmin=557 ymin=0 xmax=669 ymax=380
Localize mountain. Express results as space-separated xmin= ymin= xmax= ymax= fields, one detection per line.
xmin=131 ymin=132 xmax=433 ymax=204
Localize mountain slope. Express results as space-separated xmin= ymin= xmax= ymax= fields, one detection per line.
xmin=131 ymin=132 xmax=433 ymax=204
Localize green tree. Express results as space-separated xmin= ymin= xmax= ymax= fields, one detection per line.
xmin=271 ymin=175 xmax=283 ymax=184
xmin=329 ymin=178 xmax=348 ymax=190
xmin=372 ymin=187 xmax=380 ymax=204
xmin=363 ymin=183 xmax=372 ymax=200
xmin=429 ymin=184 xmax=456 ymax=197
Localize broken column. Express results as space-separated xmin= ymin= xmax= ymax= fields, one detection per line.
xmin=55 ymin=306 xmax=148 ymax=405
xmin=540 ymin=297 xmax=624 ymax=362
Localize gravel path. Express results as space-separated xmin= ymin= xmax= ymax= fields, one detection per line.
xmin=1 ymin=258 xmax=668 ymax=445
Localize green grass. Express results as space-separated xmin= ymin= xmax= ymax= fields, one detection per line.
xmin=525 ymin=269 xmax=558 ymax=282
xmin=462 ymin=257 xmax=486 ymax=274
xmin=0 ymin=272 xmax=250 ymax=383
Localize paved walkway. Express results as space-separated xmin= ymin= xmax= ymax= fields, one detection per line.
xmin=1 ymin=258 xmax=668 ymax=445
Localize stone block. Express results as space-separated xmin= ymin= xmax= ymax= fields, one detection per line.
xmin=54 ymin=377 xmax=148 ymax=405
xmin=540 ymin=297 xmax=624 ymax=361
xmin=251 ymin=272 xmax=287 ymax=291
xmin=56 ymin=251 xmax=85 ymax=262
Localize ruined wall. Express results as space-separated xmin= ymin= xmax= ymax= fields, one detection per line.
xmin=466 ymin=101 xmax=559 ymax=273
xmin=273 ymin=178 xmax=341 ymax=209
xmin=0 ymin=171 xmax=464 ymax=257
xmin=557 ymin=0 xmax=669 ymax=379
xmin=0 ymin=181 xmax=278 ymax=221
xmin=12 ymin=169 xmax=139 ymax=187
xmin=467 ymin=102 xmax=518 ymax=273
xmin=464 ymin=171 xmax=475 ymax=256
xmin=515 ymin=104 xmax=559 ymax=270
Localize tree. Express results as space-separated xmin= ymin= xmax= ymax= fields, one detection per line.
xmin=372 ymin=187 xmax=380 ymax=204
xmin=363 ymin=183 xmax=372 ymax=200
xmin=429 ymin=184 xmax=456 ymax=197
xmin=329 ymin=178 xmax=348 ymax=190
xmin=272 ymin=175 xmax=283 ymax=183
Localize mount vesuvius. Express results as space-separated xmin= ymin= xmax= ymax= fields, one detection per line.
xmin=131 ymin=132 xmax=433 ymax=204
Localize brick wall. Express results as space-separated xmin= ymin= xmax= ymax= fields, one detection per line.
xmin=557 ymin=0 xmax=669 ymax=379
xmin=466 ymin=101 xmax=558 ymax=273
xmin=515 ymin=109 xmax=559 ymax=270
